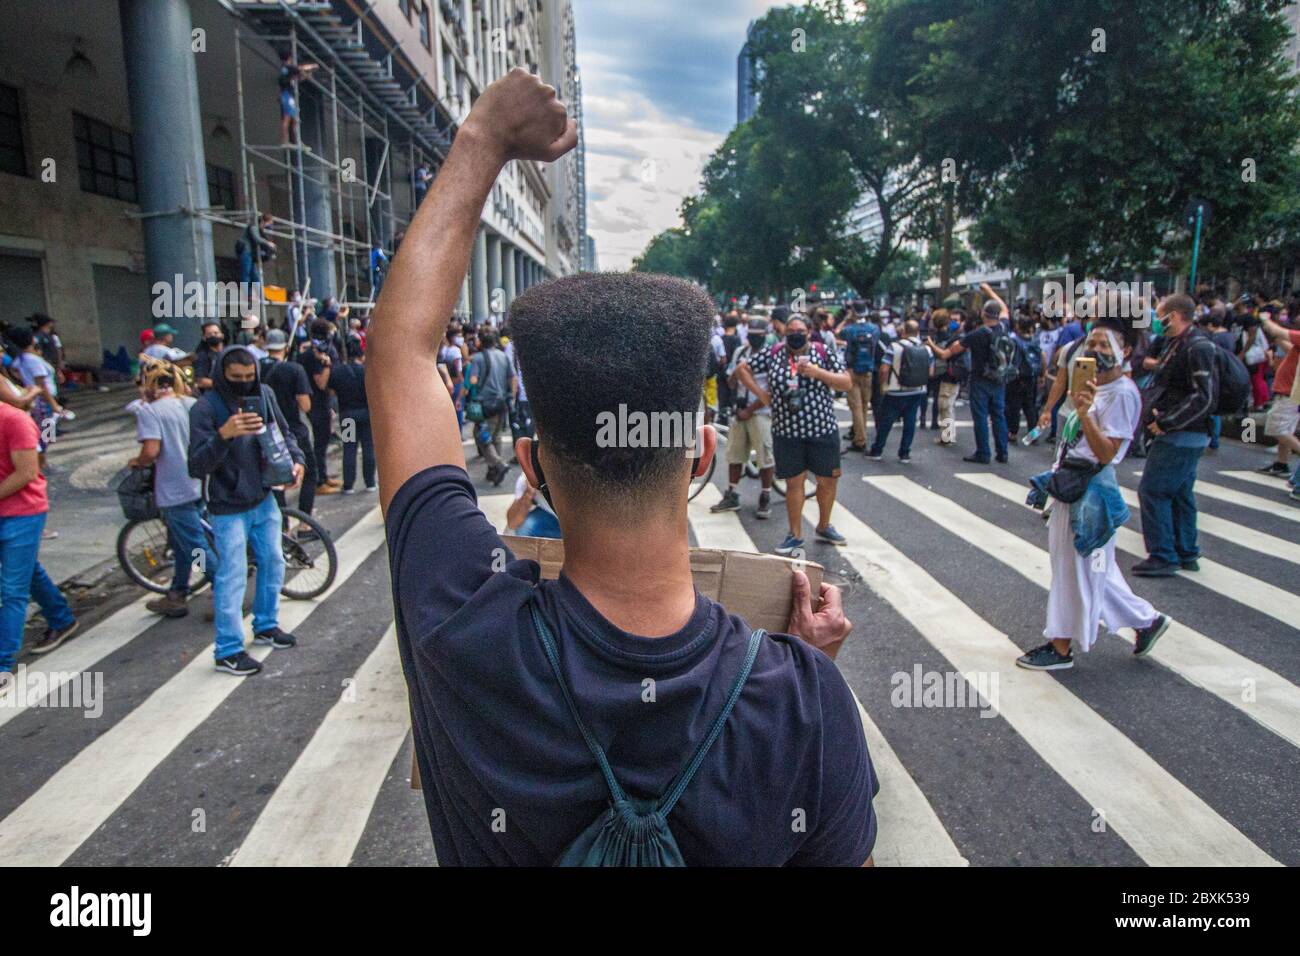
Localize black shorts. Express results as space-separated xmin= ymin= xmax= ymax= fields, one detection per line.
xmin=773 ymin=431 xmax=841 ymax=480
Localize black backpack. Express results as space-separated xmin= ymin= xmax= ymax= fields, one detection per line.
xmin=1211 ymin=342 xmax=1251 ymax=416
xmin=895 ymin=341 xmax=931 ymax=389
xmin=1016 ymin=338 xmax=1043 ymax=382
xmin=983 ymin=330 xmax=1019 ymax=385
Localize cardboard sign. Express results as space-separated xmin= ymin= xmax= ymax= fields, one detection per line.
xmin=411 ymin=536 xmax=823 ymax=789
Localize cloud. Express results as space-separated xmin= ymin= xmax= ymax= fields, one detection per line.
xmin=573 ymin=0 xmax=780 ymax=269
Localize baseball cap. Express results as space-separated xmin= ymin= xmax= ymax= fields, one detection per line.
xmin=139 ymin=328 xmax=155 ymax=346
xmin=265 ymin=329 xmax=288 ymax=350
xmin=981 ymin=301 xmax=1002 ymax=319
xmin=747 ymin=316 xmax=768 ymax=333
xmin=152 ymin=323 xmax=178 ymax=336
xmin=851 ymin=298 xmax=869 ymax=316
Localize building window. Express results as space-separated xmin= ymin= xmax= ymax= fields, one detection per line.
xmin=74 ymin=112 xmax=136 ymax=203
xmin=399 ymin=0 xmax=411 ymax=19
xmin=0 ymin=83 xmax=27 ymax=177
xmin=419 ymin=2 xmax=432 ymax=50
xmin=207 ymin=163 xmax=236 ymax=209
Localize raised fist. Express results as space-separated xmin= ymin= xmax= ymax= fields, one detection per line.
xmin=461 ymin=68 xmax=578 ymax=165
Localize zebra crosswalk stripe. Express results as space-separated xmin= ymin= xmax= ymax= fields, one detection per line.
xmin=871 ymin=474 xmax=1300 ymax=749
xmin=0 ymin=509 xmax=389 ymax=866
xmin=1111 ymin=486 xmax=1300 ymax=565
xmin=820 ymin=505 xmax=1278 ymax=866
xmin=228 ymin=625 xmax=409 ymax=867
xmin=688 ymin=486 xmax=969 ymax=867
xmin=972 ymin=475 xmax=1300 ymax=631
xmin=1195 ymin=475 xmax=1300 ymax=524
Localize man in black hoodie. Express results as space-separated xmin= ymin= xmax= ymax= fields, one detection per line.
xmin=189 ymin=347 xmax=306 ymax=676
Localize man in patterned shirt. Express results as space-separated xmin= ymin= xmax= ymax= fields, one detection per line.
xmin=736 ymin=313 xmax=852 ymax=555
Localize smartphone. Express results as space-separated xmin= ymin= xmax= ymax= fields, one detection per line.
xmin=1070 ymin=356 xmax=1097 ymax=396
xmin=239 ymin=396 xmax=267 ymax=434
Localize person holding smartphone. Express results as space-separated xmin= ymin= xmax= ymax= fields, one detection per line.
xmin=188 ymin=347 xmax=306 ymax=676
xmin=1018 ymin=316 xmax=1168 ymax=671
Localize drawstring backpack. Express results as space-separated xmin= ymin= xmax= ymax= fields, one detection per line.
xmin=528 ymin=601 xmax=764 ymax=866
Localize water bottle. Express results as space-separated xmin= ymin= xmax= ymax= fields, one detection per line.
xmin=1021 ymin=426 xmax=1043 ymax=447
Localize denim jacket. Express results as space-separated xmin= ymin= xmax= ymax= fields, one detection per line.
xmin=1028 ymin=463 xmax=1129 ymax=556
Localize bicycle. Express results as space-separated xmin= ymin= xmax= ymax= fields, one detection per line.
xmin=116 ymin=506 xmax=338 ymax=601
xmin=688 ymin=419 xmax=819 ymax=503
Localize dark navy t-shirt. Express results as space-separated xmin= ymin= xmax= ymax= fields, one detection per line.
xmin=386 ymin=465 xmax=878 ymax=866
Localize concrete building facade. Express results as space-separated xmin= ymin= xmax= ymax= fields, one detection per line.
xmin=0 ymin=0 xmax=581 ymax=370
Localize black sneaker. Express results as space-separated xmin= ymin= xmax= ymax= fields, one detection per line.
xmin=1132 ymin=557 xmax=1179 ymax=578
xmin=864 ymin=450 xmax=884 ymax=461
xmin=254 ymin=627 xmax=297 ymax=649
xmin=30 ymin=620 xmax=79 ymax=655
xmin=1016 ymin=642 xmax=1074 ymax=671
xmin=995 ymin=454 xmax=1009 ymax=464
xmin=1133 ymin=614 xmax=1170 ymax=658
xmin=215 ymin=651 xmax=263 ymax=676
xmin=710 ymin=489 xmax=741 ymax=513
xmin=1180 ymin=558 xmax=1200 ymax=572
xmin=756 ymin=492 xmax=772 ymax=520
xmin=962 ymin=453 xmax=991 ymax=464
xmin=1257 ymin=461 xmax=1291 ymax=477
xmin=898 ymin=455 xmax=912 ymax=464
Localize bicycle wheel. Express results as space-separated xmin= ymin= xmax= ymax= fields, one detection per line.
xmin=771 ymin=473 xmax=819 ymax=499
xmin=687 ymin=451 xmax=717 ymax=503
xmin=116 ymin=518 xmax=174 ymax=594
xmin=279 ymin=508 xmax=338 ymax=600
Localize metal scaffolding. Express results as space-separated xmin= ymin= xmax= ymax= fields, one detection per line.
xmin=196 ymin=1 xmax=452 ymax=326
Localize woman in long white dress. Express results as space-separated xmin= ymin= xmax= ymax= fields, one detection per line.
xmin=1017 ymin=318 xmax=1170 ymax=671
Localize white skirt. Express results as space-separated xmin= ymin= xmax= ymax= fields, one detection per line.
xmin=1044 ymin=504 xmax=1156 ymax=652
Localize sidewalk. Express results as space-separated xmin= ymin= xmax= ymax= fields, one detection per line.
xmin=40 ymin=382 xmax=140 ymax=587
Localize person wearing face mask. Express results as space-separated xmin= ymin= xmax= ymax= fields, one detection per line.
xmin=712 ymin=316 xmax=776 ymax=518
xmin=187 ymin=347 xmax=306 ymax=676
xmin=736 ymin=315 xmax=853 ymax=554
xmin=192 ymin=322 xmax=226 ymax=392
xmin=1018 ymin=316 xmax=1169 ymax=671
xmin=1134 ymin=293 xmax=1217 ymax=578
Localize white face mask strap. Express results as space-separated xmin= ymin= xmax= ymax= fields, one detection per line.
xmin=1102 ymin=328 xmax=1124 ymax=362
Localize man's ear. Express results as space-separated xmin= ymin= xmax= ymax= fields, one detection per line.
xmin=690 ymin=424 xmax=717 ymax=479
xmin=516 ymin=436 xmax=538 ymax=488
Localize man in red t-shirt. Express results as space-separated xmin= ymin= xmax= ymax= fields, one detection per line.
xmin=1259 ymin=316 xmax=1300 ymax=483
xmin=0 ymin=403 xmax=77 ymax=673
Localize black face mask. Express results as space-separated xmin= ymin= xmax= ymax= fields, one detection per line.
xmin=786 ymin=332 xmax=807 ymax=350
xmin=748 ymin=334 xmax=766 ymax=350
xmin=205 ymin=336 xmax=223 ymax=348
xmin=1082 ymin=348 xmax=1119 ymax=372
xmin=226 ymin=376 xmax=257 ymax=397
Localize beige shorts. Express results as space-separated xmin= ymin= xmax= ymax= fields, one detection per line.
xmin=725 ymin=413 xmax=774 ymax=469
xmin=1265 ymin=401 xmax=1300 ymax=438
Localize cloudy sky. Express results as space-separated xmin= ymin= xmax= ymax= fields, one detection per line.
xmin=572 ymin=0 xmax=781 ymax=270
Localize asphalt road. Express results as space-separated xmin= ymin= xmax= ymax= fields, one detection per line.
xmin=1 ymin=397 xmax=1295 ymax=866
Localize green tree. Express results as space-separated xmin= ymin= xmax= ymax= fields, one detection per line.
xmin=869 ymin=0 xmax=1300 ymax=278
xmin=744 ymin=3 xmax=944 ymax=294
xmin=632 ymin=227 xmax=694 ymax=278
